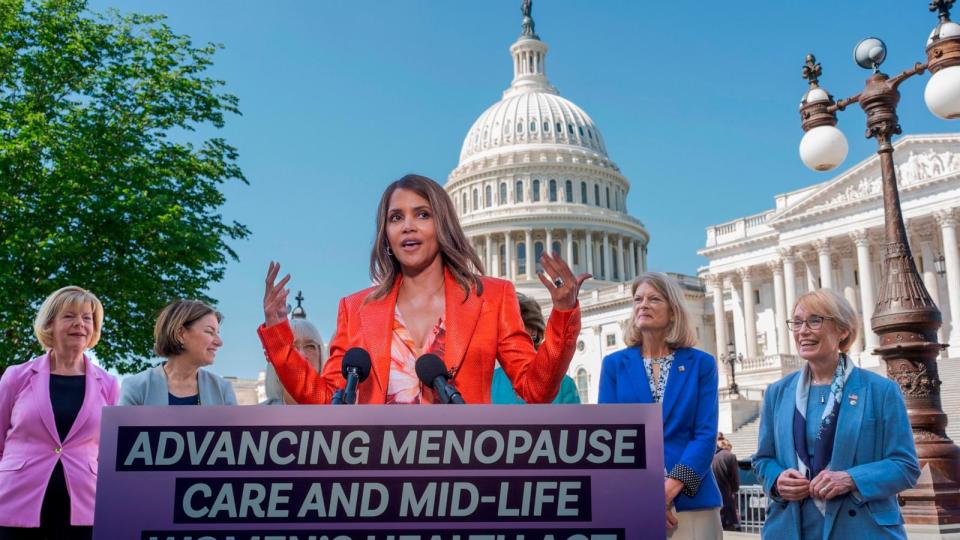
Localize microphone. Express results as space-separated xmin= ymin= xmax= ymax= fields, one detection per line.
xmin=415 ymin=353 xmax=466 ymax=404
xmin=334 ymin=348 xmax=372 ymax=405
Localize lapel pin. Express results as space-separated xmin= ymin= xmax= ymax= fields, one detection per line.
xmin=849 ymin=394 xmax=858 ymax=406
xmin=678 ymin=365 xmax=685 ymax=373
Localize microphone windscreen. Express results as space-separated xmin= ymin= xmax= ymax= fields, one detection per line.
xmin=342 ymin=347 xmax=372 ymax=382
xmin=415 ymin=353 xmax=448 ymax=386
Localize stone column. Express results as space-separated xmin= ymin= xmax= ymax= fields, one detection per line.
xmin=545 ymin=229 xmax=553 ymax=257
xmin=628 ymin=240 xmax=637 ymax=280
xmin=839 ymin=250 xmax=863 ymax=354
xmin=504 ymin=233 xmax=514 ymax=281
xmin=851 ymin=230 xmax=879 ymax=354
xmin=740 ymin=268 xmax=758 ymax=358
xmin=585 ymin=231 xmax=594 ymax=276
xmin=769 ymin=260 xmax=790 ymax=355
xmin=565 ymin=230 xmax=574 ymax=271
xmin=617 ymin=235 xmax=625 ymax=282
xmin=727 ymin=275 xmax=746 ymax=356
xmin=485 ymin=235 xmax=493 ymax=277
xmin=803 ymin=251 xmax=818 ymax=292
xmin=935 ymin=211 xmax=960 ymax=350
xmin=525 ymin=229 xmax=534 ymax=281
xmin=916 ymin=225 xmax=945 ymax=345
xmin=815 ymin=239 xmax=833 ymax=289
xmin=603 ymin=232 xmax=611 ymax=281
xmin=706 ymin=274 xmax=729 ymax=382
xmin=781 ymin=249 xmax=798 ymax=354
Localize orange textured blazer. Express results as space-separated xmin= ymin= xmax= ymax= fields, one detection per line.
xmin=258 ymin=268 xmax=580 ymax=404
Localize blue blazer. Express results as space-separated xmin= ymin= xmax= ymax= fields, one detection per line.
xmin=599 ymin=346 xmax=721 ymax=511
xmin=752 ymin=367 xmax=919 ymax=540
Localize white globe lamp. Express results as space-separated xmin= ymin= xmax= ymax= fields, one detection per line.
xmin=799 ymin=125 xmax=848 ymax=171
xmin=925 ymin=65 xmax=960 ymax=119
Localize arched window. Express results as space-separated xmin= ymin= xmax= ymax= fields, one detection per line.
xmin=515 ymin=180 xmax=524 ymax=203
xmin=580 ymin=182 xmax=587 ymax=204
xmin=499 ymin=182 xmax=507 ymax=205
xmin=615 ymin=190 xmax=621 ymax=211
xmin=485 ymin=185 xmax=492 ymax=207
xmin=517 ymin=242 xmax=526 ymax=275
xmin=532 ymin=179 xmax=541 ymax=202
xmin=594 ymin=184 xmax=600 ymax=206
xmin=578 ymin=126 xmax=584 ymax=137
xmin=461 ymin=192 xmax=467 ymax=214
xmin=567 ymin=123 xmax=574 ymax=134
xmin=472 ymin=188 xmax=478 ymax=210
xmin=576 ymin=368 xmax=589 ymax=403
xmin=544 ymin=121 xmax=550 ymax=132
xmin=556 ymin=121 xmax=562 ymax=134
xmin=517 ymin=122 xmax=523 ymax=134
xmin=572 ymin=241 xmax=580 ymax=265
xmin=600 ymin=246 xmax=606 ymax=277
xmin=530 ymin=121 xmax=536 ymax=132
xmin=564 ymin=180 xmax=573 ymax=202
xmin=499 ymin=244 xmax=506 ymax=276
xmin=534 ymin=241 xmax=544 ymax=268
xmin=552 ymin=241 xmax=562 ymax=258
xmin=548 ymin=179 xmax=557 ymax=202
xmin=605 ymin=186 xmax=611 ymax=209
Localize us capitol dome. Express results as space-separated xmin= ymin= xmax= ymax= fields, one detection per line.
xmin=445 ymin=4 xmax=650 ymax=304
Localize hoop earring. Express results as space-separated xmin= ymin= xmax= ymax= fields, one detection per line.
xmin=386 ymin=246 xmax=394 ymax=256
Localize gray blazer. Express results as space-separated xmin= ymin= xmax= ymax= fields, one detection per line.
xmin=119 ymin=364 xmax=237 ymax=406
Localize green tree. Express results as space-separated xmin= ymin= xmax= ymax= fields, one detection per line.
xmin=0 ymin=0 xmax=249 ymax=372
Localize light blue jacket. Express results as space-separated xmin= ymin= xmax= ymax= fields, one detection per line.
xmin=599 ymin=346 xmax=721 ymax=511
xmin=119 ymin=365 xmax=237 ymax=406
xmin=752 ymin=367 xmax=919 ymax=540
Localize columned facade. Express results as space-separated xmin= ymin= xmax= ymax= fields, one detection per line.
xmin=700 ymin=135 xmax=960 ymax=385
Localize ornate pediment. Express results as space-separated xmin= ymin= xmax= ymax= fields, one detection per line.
xmin=770 ymin=136 xmax=960 ymax=225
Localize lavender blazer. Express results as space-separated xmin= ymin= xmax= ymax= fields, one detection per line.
xmin=0 ymin=353 xmax=119 ymax=527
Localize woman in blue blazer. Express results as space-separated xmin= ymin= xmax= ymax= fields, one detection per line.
xmin=600 ymin=273 xmax=721 ymax=539
xmin=752 ymin=289 xmax=919 ymax=539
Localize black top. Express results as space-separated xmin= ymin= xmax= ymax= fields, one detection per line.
xmin=49 ymin=374 xmax=86 ymax=441
xmin=168 ymin=393 xmax=200 ymax=406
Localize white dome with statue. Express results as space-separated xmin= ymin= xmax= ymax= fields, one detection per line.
xmin=445 ymin=0 xmax=649 ymax=303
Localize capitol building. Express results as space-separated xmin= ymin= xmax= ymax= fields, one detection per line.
xmin=444 ymin=8 xmax=711 ymax=404
xmin=443 ymin=7 xmax=960 ymax=442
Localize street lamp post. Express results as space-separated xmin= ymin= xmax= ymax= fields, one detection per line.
xmin=724 ymin=342 xmax=742 ymax=397
xmin=797 ymin=0 xmax=960 ymax=526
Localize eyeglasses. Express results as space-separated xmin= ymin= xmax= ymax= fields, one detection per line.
xmin=786 ymin=315 xmax=834 ymax=332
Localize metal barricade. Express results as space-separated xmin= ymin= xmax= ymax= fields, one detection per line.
xmin=735 ymin=484 xmax=768 ymax=534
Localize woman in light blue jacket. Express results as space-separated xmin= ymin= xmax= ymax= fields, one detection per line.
xmin=120 ymin=300 xmax=236 ymax=406
xmin=752 ymin=289 xmax=919 ymax=539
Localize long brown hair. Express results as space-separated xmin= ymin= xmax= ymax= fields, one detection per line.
xmin=368 ymin=174 xmax=484 ymax=301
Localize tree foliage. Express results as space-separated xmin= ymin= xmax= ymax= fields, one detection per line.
xmin=0 ymin=0 xmax=249 ymax=372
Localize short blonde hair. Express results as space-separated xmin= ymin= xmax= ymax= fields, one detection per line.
xmin=793 ymin=288 xmax=860 ymax=353
xmin=153 ymin=299 xmax=222 ymax=358
xmin=33 ymin=286 xmax=104 ymax=350
xmin=290 ymin=318 xmax=327 ymax=369
xmin=624 ymin=272 xmax=697 ymax=349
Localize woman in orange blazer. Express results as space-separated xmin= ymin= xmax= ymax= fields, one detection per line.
xmin=258 ymin=174 xmax=589 ymax=404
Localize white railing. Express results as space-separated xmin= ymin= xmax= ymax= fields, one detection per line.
xmin=739 ymin=354 xmax=801 ymax=373
xmin=735 ymin=484 xmax=768 ymax=534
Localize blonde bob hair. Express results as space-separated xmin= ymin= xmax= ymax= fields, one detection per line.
xmin=624 ymin=272 xmax=697 ymax=349
xmin=153 ymin=299 xmax=222 ymax=358
xmin=792 ymin=288 xmax=860 ymax=353
xmin=33 ymin=286 xmax=104 ymax=350
xmin=290 ymin=318 xmax=328 ymax=369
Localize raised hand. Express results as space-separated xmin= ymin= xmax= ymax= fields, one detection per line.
xmin=537 ymin=252 xmax=590 ymax=311
xmin=263 ymin=261 xmax=292 ymax=327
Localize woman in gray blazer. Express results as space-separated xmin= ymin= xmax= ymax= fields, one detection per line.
xmin=120 ymin=300 xmax=236 ymax=406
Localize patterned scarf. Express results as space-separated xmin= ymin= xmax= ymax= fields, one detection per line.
xmin=792 ymin=353 xmax=854 ymax=514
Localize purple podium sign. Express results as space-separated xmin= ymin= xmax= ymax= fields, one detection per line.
xmin=93 ymin=404 xmax=664 ymax=540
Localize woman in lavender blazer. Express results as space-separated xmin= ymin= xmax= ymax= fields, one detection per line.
xmin=0 ymin=287 xmax=119 ymax=539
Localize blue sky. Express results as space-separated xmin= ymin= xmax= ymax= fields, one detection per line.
xmin=87 ymin=0 xmax=959 ymax=379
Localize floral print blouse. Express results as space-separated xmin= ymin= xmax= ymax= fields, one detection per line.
xmin=385 ymin=306 xmax=446 ymax=404
xmin=644 ymin=352 xmax=675 ymax=403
